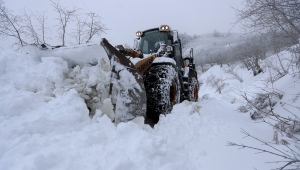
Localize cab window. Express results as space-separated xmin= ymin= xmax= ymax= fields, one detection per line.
xmin=138 ymin=29 xmax=169 ymax=54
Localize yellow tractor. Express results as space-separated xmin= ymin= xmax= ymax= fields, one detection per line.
xmin=101 ymin=25 xmax=199 ymax=123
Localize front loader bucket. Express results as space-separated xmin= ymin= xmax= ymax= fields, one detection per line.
xmin=100 ymin=38 xmax=147 ymax=124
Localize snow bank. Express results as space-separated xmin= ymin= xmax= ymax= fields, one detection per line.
xmin=0 ymin=48 xmax=225 ymax=170
xmin=1 ymin=44 xmax=299 ymax=170
xmin=0 ymin=44 xmax=111 ymax=115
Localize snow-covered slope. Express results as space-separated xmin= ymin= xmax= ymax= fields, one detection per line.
xmin=0 ymin=43 xmax=299 ymax=170
xmin=182 ymin=33 xmax=245 ymax=59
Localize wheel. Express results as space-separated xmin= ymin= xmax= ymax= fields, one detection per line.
xmin=143 ymin=64 xmax=181 ymax=122
xmin=188 ymin=77 xmax=199 ymax=102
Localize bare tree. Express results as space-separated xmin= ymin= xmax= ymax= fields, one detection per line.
xmin=267 ymin=30 xmax=298 ymax=54
xmin=84 ymin=13 xmax=106 ymax=43
xmin=232 ymin=85 xmax=300 ymax=169
xmin=71 ymin=12 xmax=107 ymax=45
xmin=51 ymin=0 xmax=77 ymax=46
xmin=71 ymin=14 xmax=86 ymax=45
xmin=179 ymin=32 xmax=198 ymax=48
xmin=228 ymin=129 xmax=300 ymax=170
xmin=234 ymin=36 xmax=266 ymax=76
xmin=265 ymin=53 xmax=292 ymax=83
xmin=213 ymin=29 xmax=221 ymax=37
xmin=23 ymin=10 xmax=41 ymax=44
xmin=213 ymin=50 xmax=225 ymax=68
xmin=224 ymin=64 xmax=244 ymax=83
xmin=235 ymin=0 xmax=300 ymax=42
xmin=0 ymin=0 xmax=27 ymax=47
xmin=34 ymin=11 xmax=48 ymax=44
xmin=1 ymin=0 xmax=107 ymax=47
xmin=206 ymin=75 xmax=227 ymax=94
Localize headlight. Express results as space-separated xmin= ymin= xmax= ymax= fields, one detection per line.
xmin=136 ymin=31 xmax=143 ymax=37
xmin=159 ymin=25 xmax=170 ymax=31
xmin=166 ymin=46 xmax=173 ymax=52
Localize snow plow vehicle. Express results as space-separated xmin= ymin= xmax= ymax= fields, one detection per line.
xmin=101 ymin=25 xmax=199 ymax=123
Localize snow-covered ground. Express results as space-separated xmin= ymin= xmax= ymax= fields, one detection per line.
xmin=0 ymin=44 xmax=299 ymax=170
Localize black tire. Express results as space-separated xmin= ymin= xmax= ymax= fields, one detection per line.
xmin=143 ymin=64 xmax=181 ymax=122
xmin=187 ymin=77 xmax=199 ymax=102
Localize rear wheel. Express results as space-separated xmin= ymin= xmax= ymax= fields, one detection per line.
xmin=188 ymin=77 xmax=199 ymax=102
xmin=144 ymin=64 xmax=181 ymax=122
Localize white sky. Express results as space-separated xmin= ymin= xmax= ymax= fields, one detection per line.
xmin=1 ymin=0 xmax=244 ymax=48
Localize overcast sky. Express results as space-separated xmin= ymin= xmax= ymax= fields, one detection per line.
xmin=1 ymin=0 xmax=244 ymax=48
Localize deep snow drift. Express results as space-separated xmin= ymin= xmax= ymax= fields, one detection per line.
xmin=0 ymin=45 xmax=299 ymax=170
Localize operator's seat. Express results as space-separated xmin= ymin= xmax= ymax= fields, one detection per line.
xmin=154 ymin=41 xmax=165 ymax=52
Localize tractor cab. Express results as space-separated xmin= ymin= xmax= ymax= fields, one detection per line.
xmin=136 ymin=25 xmax=173 ymax=54
xmin=135 ymin=25 xmax=184 ymax=69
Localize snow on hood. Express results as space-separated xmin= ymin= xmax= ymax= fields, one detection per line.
xmin=153 ymin=56 xmax=176 ymax=65
xmin=130 ymin=54 xmax=176 ymax=66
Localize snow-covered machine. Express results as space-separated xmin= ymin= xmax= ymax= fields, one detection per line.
xmin=101 ymin=25 xmax=199 ymax=123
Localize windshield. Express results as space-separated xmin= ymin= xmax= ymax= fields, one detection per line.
xmin=138 ymin=29 xmax=169 ymax=54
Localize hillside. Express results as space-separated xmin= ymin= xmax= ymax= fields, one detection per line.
xmin=182 ymin=33 xmax=246 ymax=63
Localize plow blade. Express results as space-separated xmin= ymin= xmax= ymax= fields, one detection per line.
xmin=100 ymin=38 xmax=147 ymax=124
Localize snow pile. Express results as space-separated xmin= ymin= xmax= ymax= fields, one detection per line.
xmin=0 ymin=45 xmax=111 ymax=117
xmin=0 ymin=45 xmax=299 ymax=170
xmin=0 ymin=51 xmax=223 ymax=169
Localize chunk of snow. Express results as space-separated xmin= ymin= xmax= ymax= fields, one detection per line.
xmin=101 ymin=98 xmax=115 ymax=121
